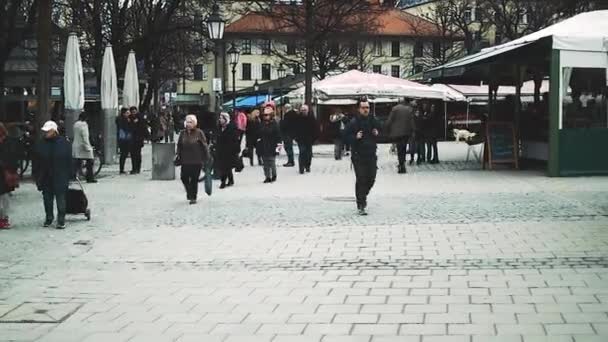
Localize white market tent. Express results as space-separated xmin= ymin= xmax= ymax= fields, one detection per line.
xmin=287 ymin=70 xmax=448 ymax=103
xmin=424 ymin=10 xmax=608 ymax=177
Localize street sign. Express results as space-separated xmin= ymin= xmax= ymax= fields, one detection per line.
xmin=213 ymin=78 xmax=222 ymax=92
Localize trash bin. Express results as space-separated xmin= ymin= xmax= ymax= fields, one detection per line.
xmin=152 ymin=142 xmax=176 ymax=180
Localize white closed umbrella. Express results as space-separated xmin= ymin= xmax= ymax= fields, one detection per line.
xmin=63 ymin=32 xmax=85 ymax=139
xmin=123 ymin=50 xmax=140 ymax=108
xmin=101 ymin=45 xmax=119 ymax=164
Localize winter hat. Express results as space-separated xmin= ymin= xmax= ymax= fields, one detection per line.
xmin=263 ymin=100 xmax=276 ymax=111
xmin=219 ymin=112 xmax=230 ymax=124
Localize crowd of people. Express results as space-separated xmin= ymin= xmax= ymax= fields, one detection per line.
xmin=0 ymin=96 xmax=449 ymax=229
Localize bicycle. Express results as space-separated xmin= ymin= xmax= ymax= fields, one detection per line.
xmin=77 ymin=133 xmax=104 ymax=178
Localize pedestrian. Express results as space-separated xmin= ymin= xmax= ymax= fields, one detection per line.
xmin=165 ymin=111 xmax=175 ymax=143
xmin=415 ymin=101 xmax=430 ymax=165
xmin=280 ymin=104 xmax=297 ymax=167
xmin=216 ymin=112 xmax=239 ymax=189
xmin=257 ymin=103 xmax=281 ymax=183
xmin=176 ymin=115 xmax=209 ymax=204
xmin=235 ymin=110 xmax=248 ymax=144
xmin=129 ymin=106 xmax=147 ymax=174
xmin=426 ymin=103 xmax=440 ymax=164
xmin=245 ymin=109 xmax=262 ymax=166
xmin=116 ymin=108 xmax=132 ymax=174
xmin=345 ymin=97 xmax=381 ymax=216
xmin=385 ymin=98 xmax=416 ymax=173
xmin=329 ymin=111 xmax=350 ymax=160
xmin=0 ymin=123 xmax=20 ymax=229
xmin=34 ymin=121 xmax=72 ymax=229
xmin=293 ymin=104 xmax=319 ymax=174
xmin=72 ymin=112 xmax=97 ymax=183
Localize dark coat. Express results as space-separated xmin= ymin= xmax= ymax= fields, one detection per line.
xmin=280 ymin=110 xmax=298 ymax=137
xmin=257 ymin=120 xmax=281 ymax=157
xmin=177 ymin=128 xmax=209 ymax=166
xmin=116 ymin=115 xmax=132 ymax=147
xmin=0 ymin=137 xmax=21 ymax=195
xmin=130 ymin=114 xmax=148 ymax=147
xmin=246 ymin=117 xmax=262 ymax=148
xmin=293 ymin=114 xmax=319 ymax=144
xmin=216 ymin=123 xmax=240 ymax=170
xmin=34 ymin=136 xmax=72 ymax=193
xmin=345 ymin=115 xmax=382 ymax=160
xmin=385 ymin=103 xmax=416 ymax=139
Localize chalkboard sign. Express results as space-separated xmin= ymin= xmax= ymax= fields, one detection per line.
xmin=485 ymin=122 xmax=519 ymax=169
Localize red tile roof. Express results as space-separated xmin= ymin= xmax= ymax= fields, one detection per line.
xmin=226 ymin=6 xmax=443 ymax=38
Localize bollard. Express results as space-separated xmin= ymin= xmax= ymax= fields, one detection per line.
xmin=151 ymin=142 xmax=176 ymax=180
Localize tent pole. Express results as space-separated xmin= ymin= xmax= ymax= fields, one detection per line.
xmin=444 ymin=101 xmax=447 ymax=141
xmin=466 ymin=101 xmax=470 ymax=129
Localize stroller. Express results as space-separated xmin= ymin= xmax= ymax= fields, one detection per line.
xmin=66 ymin=177 xmax=91 ymax=221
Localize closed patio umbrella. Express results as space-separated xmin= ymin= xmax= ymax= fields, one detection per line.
xmin=101 ymin=45 xmax=118 ymax=164
xmin=63 ymin=32 xmax=85 ymax=139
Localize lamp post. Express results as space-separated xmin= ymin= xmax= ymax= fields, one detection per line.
xmin=227 ymin=43 xmax=240 ymax=112
xmin=253 ymin=79 xmax=259 ymax=107
xmin=206 ymin=2 xmax=225 ymax=113
xmin=277 ymin=64 xmax=286 ymax=118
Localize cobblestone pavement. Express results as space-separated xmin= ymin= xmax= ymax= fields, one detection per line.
xmin=1 ymin=143 xmax=608 ymax=342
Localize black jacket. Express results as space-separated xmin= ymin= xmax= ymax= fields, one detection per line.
xmin=34 ymin=136 xmax=72 ymax=193
xmin=257 ymin=120 xmax=281 ymax=157
xmin=246 ymin=117 xmax=262 ymax=148
xmin=345 ymin=115 xmax=382 ymax=160
xmin=216 ymin=123 xmax=240 ymax=170
xmin=130 ymin=114 xmax=149 ymax=147
xmin=281 ymin=110 xmax=298 ymax=137
xmin=293 ymin=114 xmax=319 ymax=144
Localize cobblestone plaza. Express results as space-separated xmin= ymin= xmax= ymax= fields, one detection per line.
xmin=1 ymin=143 xmax=607 ymax=342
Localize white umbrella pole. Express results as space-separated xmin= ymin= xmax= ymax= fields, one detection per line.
xmin=444 ymin=101 xmax=448 ymax=141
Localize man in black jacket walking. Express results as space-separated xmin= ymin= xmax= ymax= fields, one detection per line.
xmin=35 ymin=121 xmax=72 ymax=229
xmin=280 ymin=104 xmax=298 ymax=167
xmin=344 ymin=98 xmax=381 ymax=216
xmin=293 ymin=104 xmax=319 ymax=174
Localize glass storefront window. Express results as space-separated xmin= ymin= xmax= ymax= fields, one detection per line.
xmin=562 ymin=67 xmax=608 ymax=129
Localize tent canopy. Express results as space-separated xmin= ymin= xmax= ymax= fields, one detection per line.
xmin=287 ymin=70 xmax=447 ymax=101
xmin=424 ymin=10 xmax=608 ymax=84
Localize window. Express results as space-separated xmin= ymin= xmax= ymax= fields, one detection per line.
xmin=414 ymin=41 xmax=424 ymax=58
xmin=242 ymin=63 xmax=251 ymax=80
xmin=432 ymin=42 xmax=441 ymax=59
xmin=349 ymin=42 xmax=358 ymax=57
xmin=348 ymin=64 xmax=358 ymax=70
xmin=261 ymin=40 xmax=271 ymax=55
xmin=495 ymin=31 xmax=503 ymax=44
xmin=414 ymin=65 xmax=424 ymax=74
xmin=330 ymin=42 xmax=340 ymax=55
xmin=372 ymin=65 xmax=382 ymax=74
xmin=373 ymin=41 xmax=383 ymax=56
xmin=286 ymin=42 xmax=296 ymax=55
xmin=292 ymin=64 xmax=301 ymax=75
xmin=474 ymin=6 xmax=482 ymax=22
xmin=562 ymin=67 xmax=608 ymax=129
xmin=391 ymin=41 xmax=400 ymax=57
xmin=391 ymin=65 xmax=400 ymax=78
xmin=261 ymin=63 xmax=271 ymax=80
xmin=520 ymin=9 xmax=528 ymax=25
xmin=464 ymin=7 xmax=472 ymax=22
xmin=193 ymin=64 xmax=203 ymax=80
xmin=241 ymin=39 xmax=251 ymax=55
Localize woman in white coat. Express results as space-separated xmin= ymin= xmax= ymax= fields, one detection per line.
xmin=72 ymin=112 xmax=97 ymax=183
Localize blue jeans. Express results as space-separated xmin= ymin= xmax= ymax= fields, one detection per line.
xmin=43 ymin=190 xmax=66 ymax=224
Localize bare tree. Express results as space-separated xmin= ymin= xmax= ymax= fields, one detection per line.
xmin=244 ymin=0 xmax=383 ymax=104
xmin=0 ymin=0 xmax=38 ymax=91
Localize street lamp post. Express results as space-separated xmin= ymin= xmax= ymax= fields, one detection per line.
xmin=277 ymin=64 xmax=286 ymax=119
xmin=253 ymin=79 xmax=259 ymax=107
xmin=206 ymin=2 xmax=225 ymax=114
xmin=227 ymin=43 xmax=240 ymax=112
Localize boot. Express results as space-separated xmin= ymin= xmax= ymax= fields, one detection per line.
xmin=271 ymin=175 xmax=277 ymax=182
xmin=227 ymin=174 xmax=234 ymax=187
xmin=398 ymin=164 xmax=407 ymax=174
xmin=283 ymin=161 xmax=295 ymax=167
xmin=219 ymin=182 xmax=226 ymax=189
xmin=263 ymin=178 xmax=272 ymax=183
xmin=0 ymin=217 xmax=9 ymax=229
